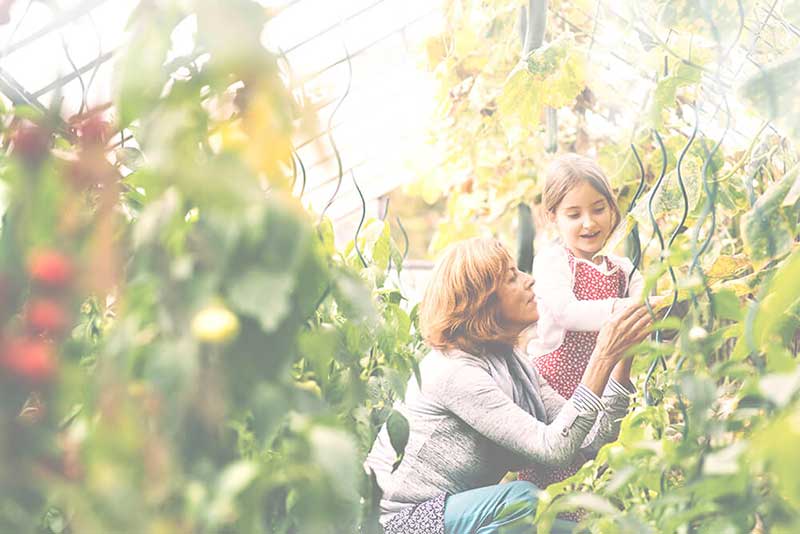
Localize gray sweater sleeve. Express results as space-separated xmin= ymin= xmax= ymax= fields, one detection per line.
xmin=580 ymin=377 xmax=634 ymax=456
xmin=537 ymin=370 xmax=632 ymax=457
xmin=433 ymin=360 xmax=602 ymax=465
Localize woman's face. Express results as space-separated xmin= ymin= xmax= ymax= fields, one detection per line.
xmin=496 ymin=264 xmax=538 ymax=332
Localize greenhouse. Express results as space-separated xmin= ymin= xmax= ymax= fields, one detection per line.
xmin=0 ymin=0 xmax=799 ymax=532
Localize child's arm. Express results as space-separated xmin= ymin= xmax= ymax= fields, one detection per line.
xmin=534 ymin=248 xmax=635 ymax=332
xmin=626 ymin=266 xmax=645 ymax=300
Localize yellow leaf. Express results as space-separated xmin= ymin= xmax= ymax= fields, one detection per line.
xmin=706 ymin=255 xmax=752 ymax=281
xmin=241 ymin=84 xmax=293 ymax=189
xmin=425 ymin=36 xmax=447 ymax=68
xmin=453 ymin=27 xmax=479 ymax=58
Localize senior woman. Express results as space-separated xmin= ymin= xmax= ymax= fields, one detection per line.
xmin=364 ymin=238 xmax=652 ymax=534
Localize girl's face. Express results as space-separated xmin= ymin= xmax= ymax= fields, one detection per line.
xmin=550 ymin=180 xmax=614 ymax=262
xmin=496 ymin=265 xmax=538 ymax=331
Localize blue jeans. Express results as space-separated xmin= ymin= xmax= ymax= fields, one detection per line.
xmin=443 ymin=481 xmax=575 ymax=534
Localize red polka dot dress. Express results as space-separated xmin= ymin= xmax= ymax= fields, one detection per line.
xmin=519 ymin=248 xmax=627 ymax=504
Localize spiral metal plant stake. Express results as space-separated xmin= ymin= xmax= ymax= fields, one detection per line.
xmin=642 ymin=126 xmax=693 ymax=405
xmin=396 ymin=216 xmax=409 ymax=260
xmin=642 ymin=130 xmax=670 ymax=405
xmin=77 ymin=12 xmax=105 ymax=117
xmin=664 ymin=103 xmax=699 ymax=441
xmin=689 ymin=99 xmax=730 ymax=336
xmin=319 ymin=44 xmax=354 ymax=223
xmin=678 ymin=3 xmax=740 ymax=444
xmin=277 ymin=47 xmax=309 ymax=198
xmin=291 ymin=149 xmax=308 ymax=198
xmin=60 ymin=35 xmax=86 ymax=114
xmin=382 ymin=198 xmax=398 ymax=275
xmin=352 ymin=171 xmax=369 ymax=269
xmin=626 ymin=144 xmax=647 ymax=287
xmin=307 ymin=45 xmax=354 ymax=314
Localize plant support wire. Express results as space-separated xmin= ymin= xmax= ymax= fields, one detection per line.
xmin=318 ymin=42 xmax=353 ymax=224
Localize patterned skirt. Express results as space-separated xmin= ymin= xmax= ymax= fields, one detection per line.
xmin=382 ymin=493 xmax=446 ymax=534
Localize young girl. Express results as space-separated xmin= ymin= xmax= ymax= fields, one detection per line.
xmin=520 ymin=153 xmax=646 ymax=495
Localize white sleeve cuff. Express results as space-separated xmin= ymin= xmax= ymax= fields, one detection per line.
xmin=571 ymin=384 xmax=605 ymax=414
xmin=605 ymin=377 xmax=635 ymax=397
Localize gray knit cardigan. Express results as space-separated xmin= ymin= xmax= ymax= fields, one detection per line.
xmin=363 ymin=348 xmax=632 ymax=533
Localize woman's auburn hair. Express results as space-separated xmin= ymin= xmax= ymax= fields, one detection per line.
xmin=419 ymin=237 xmax=519 ymax=355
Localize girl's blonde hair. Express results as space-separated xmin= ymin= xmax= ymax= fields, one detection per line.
xmin=419 ymin=238 xmax=519 ymax=355
xmin=543 ymin=153 xmax=621 ymax=234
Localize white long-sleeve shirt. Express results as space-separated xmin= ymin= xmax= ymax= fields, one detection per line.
xmin=527 ymin=243 xmax=645 ymax=358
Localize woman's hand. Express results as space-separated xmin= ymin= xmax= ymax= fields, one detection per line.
xmin=580 ymin=304 xmax=653 ymax=396
xmin=594 ymin=303 xmax=653 ymax=363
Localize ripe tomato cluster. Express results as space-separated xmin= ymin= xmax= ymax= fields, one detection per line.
xmin=11 ymin=120 xmax=51 ymax=169
xmin=0 ymin=249 xmax=75 ymax=384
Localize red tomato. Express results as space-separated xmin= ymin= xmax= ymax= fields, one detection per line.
xmin=12 ymin=121 xmax=50 ymax=168
xmin=0 ymin=337 xmax=57 ymax=383
xmin=27 ymin=250 xmax=74 ymax=288
xmin=26 ymin=299 xmax=69 ymax=335
xmin=78 ymin=115 xmax=111 ymax=148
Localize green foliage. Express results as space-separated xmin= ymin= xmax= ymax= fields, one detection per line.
xmin=0 ymin=1 xmax=423 ymax=533
xmin=498 ymin=35 xmax=586 ymax=129
xmin=407 ymin=1 xmax=800 ymax=532
xmin=742 ymin=163 xmax=800 ymax=267
xmin=741 ymin=52 xmax=800 ymax=141
xmin=2 ymin=0 xmax=800 ymax=532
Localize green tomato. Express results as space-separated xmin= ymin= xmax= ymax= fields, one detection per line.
xmin=191 ymin=304 xmax=240 ymax=343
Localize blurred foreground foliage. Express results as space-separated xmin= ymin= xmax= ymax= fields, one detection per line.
xmin=0 ymin=1 xmax=420 ymax=532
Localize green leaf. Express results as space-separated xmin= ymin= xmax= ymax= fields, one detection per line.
xmin=554 ymin=493 xmax=617 ymax=515
xmin=43 ymin=507 xmax=67 ymax=534
xmin=758 ymin=368 xmax=800 ymax=407
xmin=299 ymin=324 xmax=348 ymax=376
xmin=310 ymin=426 xmax=360 ymax=501
xmin=114 ymin=8 xmax=176 ymax=127
xmin=206 ymin=460 xmax=259 ymax=527
xmin=334 ymin=271 xmax=377 ymax=324
xmin=216 ymin=460 xmax=258 ymax=498
xmin=132 ymin=187 xmax=182 ymax=248
xmin=712 ymin=289 xmax=743 ymax=322
xmin=250 ymin=384 xmax=290 ymax=446
xmin=386 ymin=409 xmax=410 ymax=463
xmin=227 ymin=270 xmax=295 ymax=332
xmin=371 ymin=223 xmax=391 ymax=271
xmin=649 ymin=61 xmax=702 ymax=128
xmin=750 ymin=409 xmax=800 ymax=509
xmin=498 ymin=66 xmax=543 ymax=128
xmin=753 ymin=248 xmax=800 ymax=350
xmin=702 ymin=442 xmax=748 ymax=476
xmin=498 ymin=36 xmax=585 ymax=129
xmin=742 ymin=163 xmax=800 ymax=267
xmin=317 ymin=216 xmax=336 ymax=256
xmin=741 ymin=51 xmax=800 ymax=141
